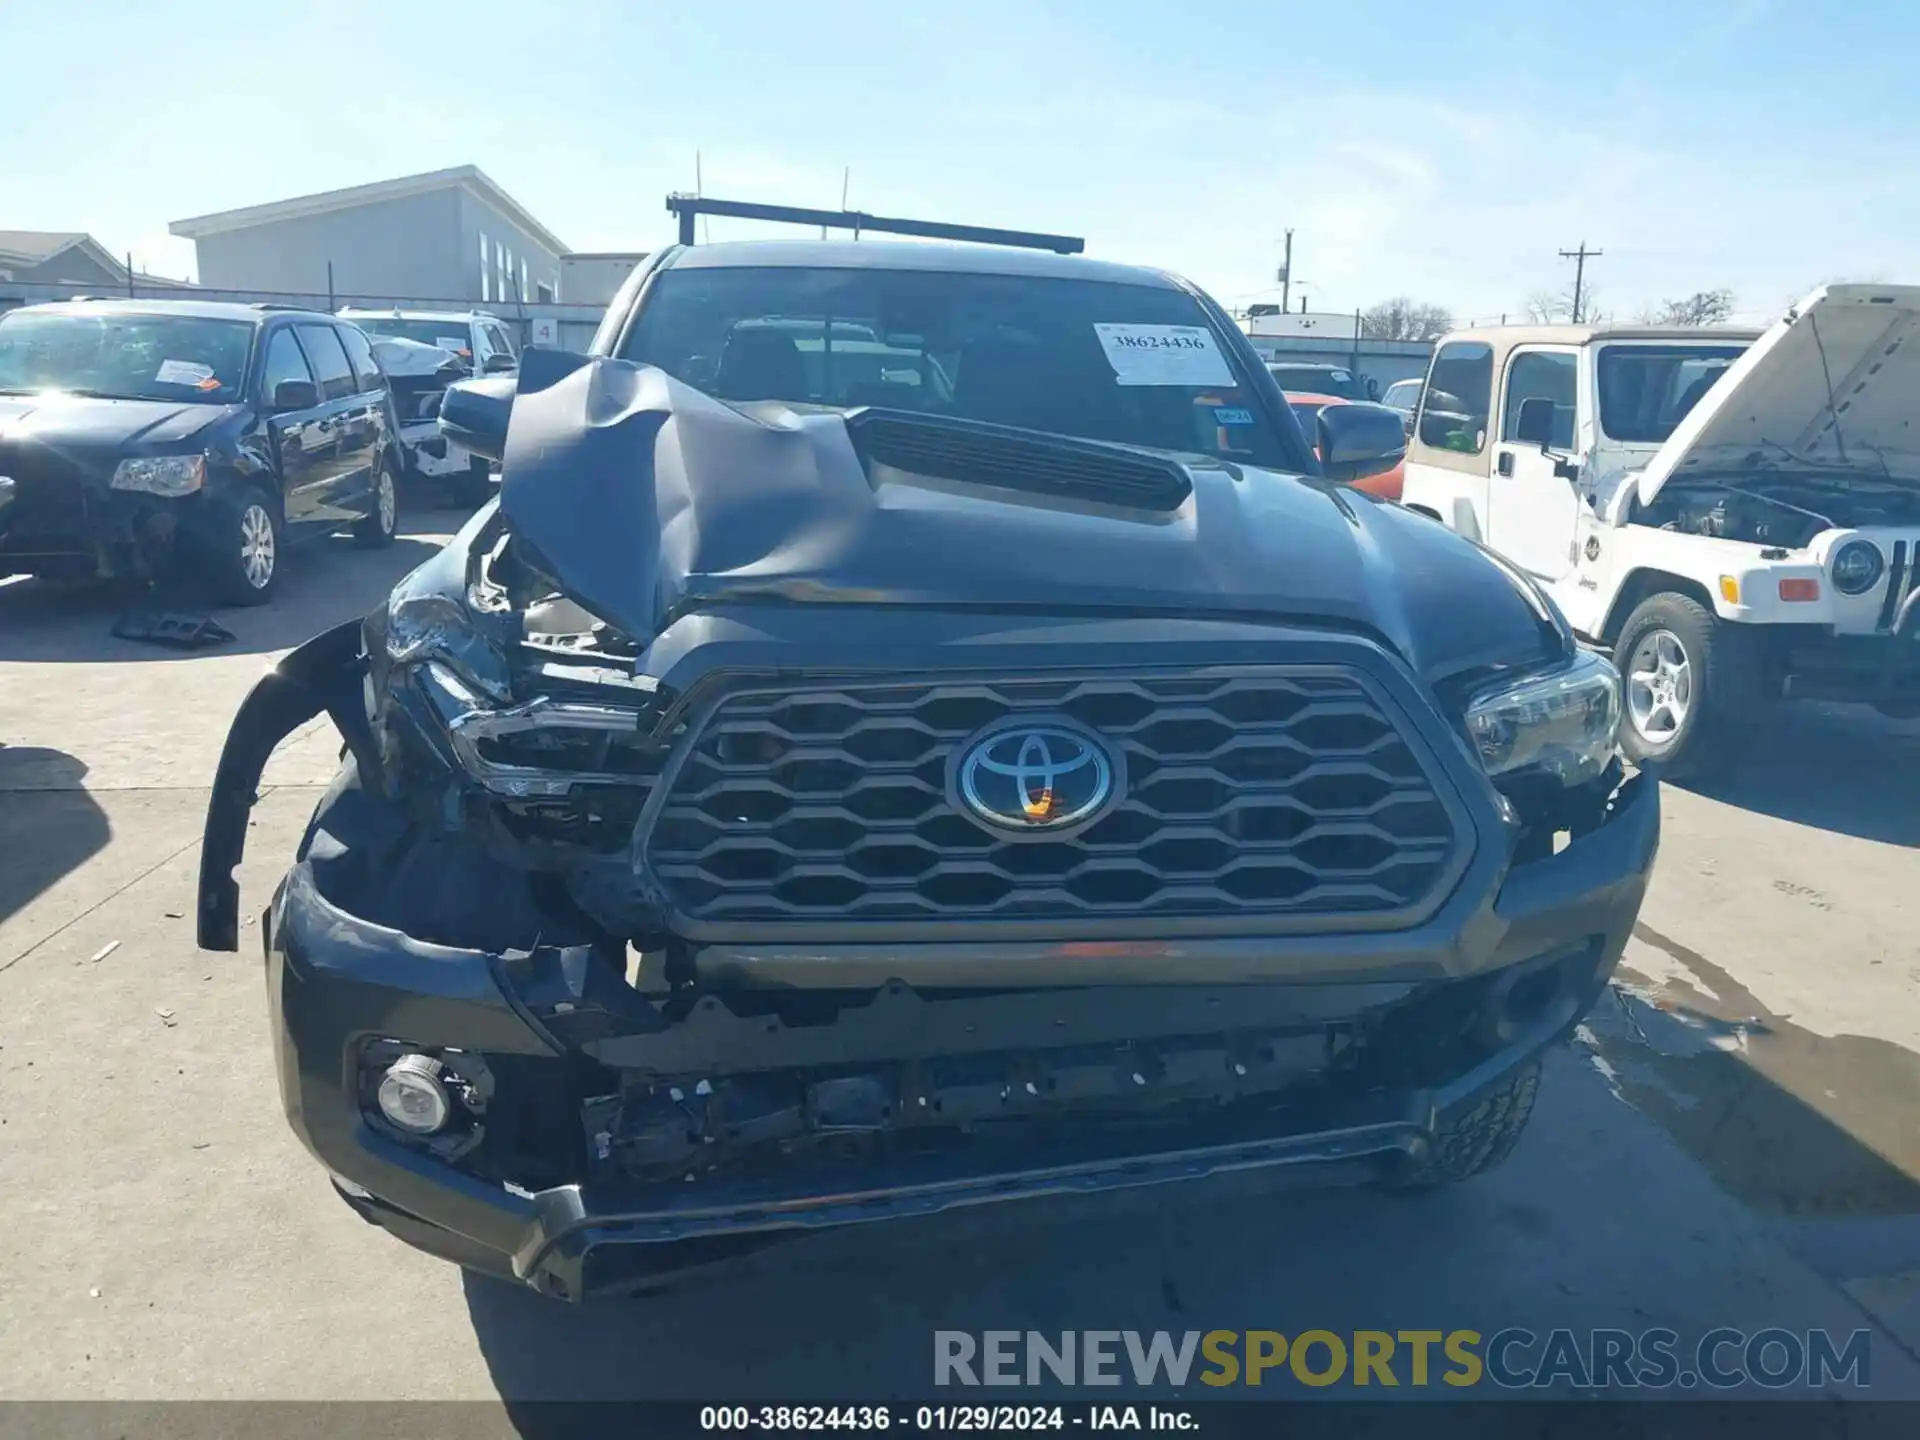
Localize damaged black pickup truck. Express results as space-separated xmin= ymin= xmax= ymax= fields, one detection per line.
xmin=198 ymin=240 xmax=1656 ymax=1300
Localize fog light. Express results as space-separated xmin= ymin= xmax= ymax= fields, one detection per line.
xmin=376 ymin=1054 xmax=452 ymax=1134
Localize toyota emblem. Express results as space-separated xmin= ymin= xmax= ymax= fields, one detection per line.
xmin=955 ymin=723 xmax=1119 ymax=832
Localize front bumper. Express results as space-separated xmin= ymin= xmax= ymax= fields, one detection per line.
xmin=398 ymin=420 xmax=473 ymax=478
xmin=1775 ymin=608 xmax=1920 ymax=707
xmin=0 ymin=474 xmax=230 ymax=578
xmin=203 ymin=622 xmax=1659 ymax=1299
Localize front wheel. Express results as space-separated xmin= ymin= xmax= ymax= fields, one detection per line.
xmin=353 ymin=460 xmax=400 ymax=549
xmin=208 ymin=487 xmax=282 ymax=607
xmin=1614 ymin=592 xmax=1733 ymax=778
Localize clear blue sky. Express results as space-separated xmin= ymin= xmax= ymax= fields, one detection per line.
xmin=3 ymin=0 xmax=1912 ymax=324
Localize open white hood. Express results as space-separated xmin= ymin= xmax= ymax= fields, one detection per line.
xmin=1636 ymin=283 xmax=1920 ymax=506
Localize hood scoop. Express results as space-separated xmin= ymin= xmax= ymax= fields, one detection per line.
xmin=843 ymin=408 xmax=1195 ymax=512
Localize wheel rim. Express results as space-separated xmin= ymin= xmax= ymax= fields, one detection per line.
xmin=239 ymin=504 xmax=276 ymax=589
xmin=378 ymin=469 xmax=397 ymax=534
xmin=1626 ymin=627 xmax=1692 ymax=742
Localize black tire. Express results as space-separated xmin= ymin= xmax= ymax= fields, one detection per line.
xmin=451 ymin=455 xmax=494 ymax=510
xmin=1384 ymin=1062 xmax=1541 ymax=1191
xmin=353 ymin=459 xmax=400 ymax=549
xmin=208 ymin=486 xmax=283 ymax=607
xmin=1613 ymin=591 xmax=1733 ymax=778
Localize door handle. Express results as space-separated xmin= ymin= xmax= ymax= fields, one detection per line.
xmin=1496 ymin=451 xmax=1514 ymax=477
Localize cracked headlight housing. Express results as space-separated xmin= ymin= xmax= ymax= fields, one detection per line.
xmin=382 ymin=563 xmax=512 ymax=702
xmin=111 ymin=454 xmax=205 ymax=496
xmin=1465 ymin=650 xmax=1622 ymax=787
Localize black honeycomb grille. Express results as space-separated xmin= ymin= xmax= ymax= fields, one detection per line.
xmin=646 ymin=672 xmax=1462 ymax=927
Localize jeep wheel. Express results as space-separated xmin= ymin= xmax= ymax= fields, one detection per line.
xmin=353 ymin=460 xmax=400 ymax=549
xmin=451 ymin=456 xmax=494 ymax=509
xmin=209 ymin=487 xmax=282 ymax=607
xmin=1615 ymin=592 xmax=1727 ymax=777
xmin=1383 ymin=1062 xmax=1540 ymax=1191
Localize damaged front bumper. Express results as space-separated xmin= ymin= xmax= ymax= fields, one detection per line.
xmin=0 ymin=480 xmax=221 ymax=581
xmin=397 ymin=419 xmax=475 ymax=479
xmin=201 ymin=620 xmax=1659 ymax=1299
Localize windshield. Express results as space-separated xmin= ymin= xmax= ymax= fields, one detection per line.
xmin=350 ymin=317 xmax=474 ymax=356
xmin=1266 ymin=363 xmax=1365 ymax=401
xmin=1382 ymin=380 xmax=1421 ymax=410
xmin=623 ymin=266 xmax=1293 ymax=466
xmin=0 ymin=310 xmax=254 ymax=403
xmin=1596 ymin=343 xmax=1750 ymax=443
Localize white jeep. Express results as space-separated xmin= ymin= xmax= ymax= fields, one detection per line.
xmin=1400 ymin=284 xmax=1920 ymax=774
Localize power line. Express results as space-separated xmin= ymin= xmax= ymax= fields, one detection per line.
xmin=1559 ymin=241 xmax=1603 ymax=323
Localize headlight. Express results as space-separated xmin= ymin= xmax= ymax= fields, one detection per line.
xmin=383 ymin=564 xmax=512 ymax=701
xmin=111 ymin=454 xmax=205 ymax=496
xmin=1465 ymin=650 xmax=1622 ymax=786
xmin=1831 ymin=540 xmax=1884 ymax=596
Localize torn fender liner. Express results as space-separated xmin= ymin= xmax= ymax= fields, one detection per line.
xmin=494 ymin=350 xmax=1559 ymax=685
xmin=197 ymin=621 xmax=372 ymax=950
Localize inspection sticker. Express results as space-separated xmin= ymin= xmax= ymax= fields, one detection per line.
xmin=1094 ymin=323 xmax=1234 ymax=387
xmin=436 ymin=336 xmax=467 ymax=353
xmin=1213 ymin=407 xmax=1255 ymax=425
xmin=155 ymin=360 xmax=215 ymax=387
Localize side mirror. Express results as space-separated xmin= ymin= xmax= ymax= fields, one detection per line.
xmin=1365 ymin=378 xmax=1381 ymax=401
xmin=439 ymin=375 xmax=516 ymax=463
xmin=271 ymin=378 xmax=319 ymax=411
xmin=483 ymin=351 xmax=518 ymax=375
xmin=1316 ymin=402 xmax=1407 ymax=484
xmin=1514 ymin=396 xmax=1558 ymax=449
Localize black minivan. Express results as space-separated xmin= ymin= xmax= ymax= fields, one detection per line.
xmin=0 ymin=298 xmax=403 ymax=605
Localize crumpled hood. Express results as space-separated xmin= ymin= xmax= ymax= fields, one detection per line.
xmin=370 ymin=336 xmax=464 ymax=378
xmin=1638 ymin=282 xmax=1920 ymax=504
xmin=497 ymin=350 xmax=1561 ymax=688
xmin=0 ymin=393 xmax=235 ymax=453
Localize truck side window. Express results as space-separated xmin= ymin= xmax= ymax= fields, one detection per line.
xmin=1500 ymin=351 xmax=1577 ymax=450
xmin=1418 ymin=342 xmax=1492 ymax=454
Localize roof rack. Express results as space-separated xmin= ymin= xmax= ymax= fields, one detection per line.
xmin=248 ymin=302 xmax=312 ymax=312
xmin=665 ymin=194 xmax=1085 ymax=254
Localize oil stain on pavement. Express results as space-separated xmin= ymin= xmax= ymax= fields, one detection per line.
xmin=1582 ymin=922 xmax=1920 ymax=1221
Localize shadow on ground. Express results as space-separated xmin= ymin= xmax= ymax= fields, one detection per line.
xmin=0 ymin=748 xmax=110 ymax=925
xmin=1671 ymin=704 xmax=1920 ymax=847
xmin=460 ymin=1003 xmax=1920 ymax=1408
xmin=0 ymin=513 xmax=464 ymax=664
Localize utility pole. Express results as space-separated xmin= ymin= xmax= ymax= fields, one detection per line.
xmin=1559 ymin=241 xmax=1602 ymax=323
xmin=1279 ymin=229 xmax=1294 ymax=313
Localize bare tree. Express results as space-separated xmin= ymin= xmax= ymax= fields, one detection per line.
xmin=1360 ymin=297 xmax=1454 ymax=341
xmin=1522 ymin=283 xmax=1604 ymax=324
xmin=1639 ymin=289 xmax=1736 ymax=326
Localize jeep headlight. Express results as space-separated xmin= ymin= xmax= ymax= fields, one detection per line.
xmin=111 ymin=454 xmax=205 ymax=496
xmin=1465 ymin=650 xmax=1622 ymax=786
xmin=1831 ymin=540 xmax=1884 ymax=596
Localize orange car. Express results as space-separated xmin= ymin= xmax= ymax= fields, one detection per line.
xmin=1284 ymin=391 xmax=1406 ymax=501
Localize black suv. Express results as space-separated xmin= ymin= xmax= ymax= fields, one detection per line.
xmin=200 ymin=241 xmax=1654 ymax=1300
xmin=0 ymin=299 xmax=401 ymax=604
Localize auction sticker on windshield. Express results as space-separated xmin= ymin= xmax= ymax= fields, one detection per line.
xmin=155 ymin=360 xmax=216 ymax=387
xmin=1095 ymin=323 xmax=1234 ymax=387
